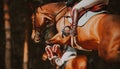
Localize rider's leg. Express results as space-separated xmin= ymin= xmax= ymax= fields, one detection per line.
xmin=71 ymin=8 xmax=79 ymax=36
xmin=70 ymin=0 xmax=109 ymax=35
xmin=72 ymin=0 xmax=108 ymax=11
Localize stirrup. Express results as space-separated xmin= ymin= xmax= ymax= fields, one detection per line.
xmin=62 ymin=26 xmax=71 ymax=37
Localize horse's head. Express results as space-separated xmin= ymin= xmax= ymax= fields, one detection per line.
xmin=31 ymin=2 xmax=67 ymax=43
xmin=31 ymin=7 xmax=57 ymax=43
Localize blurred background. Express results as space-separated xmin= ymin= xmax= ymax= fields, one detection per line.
xmin=0 ymin=0 xmax=120 ymax=69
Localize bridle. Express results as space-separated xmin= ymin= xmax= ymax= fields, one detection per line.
xmin=33 ymin=5 xmax=68 ymax=42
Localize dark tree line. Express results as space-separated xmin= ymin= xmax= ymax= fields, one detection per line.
xmin=0 ymin=0 xmax=5 ymax=69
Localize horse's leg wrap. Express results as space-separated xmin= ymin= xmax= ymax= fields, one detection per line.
xmin=45 ymin=45 xmax=64 ymax=66
xmin=45 ymin=45 xmax=54 ymax=60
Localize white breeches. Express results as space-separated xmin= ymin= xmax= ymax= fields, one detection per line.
xmin=73 ymin=0 xmax=109 ymax=12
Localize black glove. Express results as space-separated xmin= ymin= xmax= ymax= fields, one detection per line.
xmin=65 ymin=0 xmax=75 ymax=7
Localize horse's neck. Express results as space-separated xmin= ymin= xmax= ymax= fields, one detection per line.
xmin=41 ymin=2 xmax=65 ymax=14
xmin=55 ymin=7 xmax=71 ymax=22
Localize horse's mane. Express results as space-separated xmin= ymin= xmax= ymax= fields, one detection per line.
xmin=55 ymin=2 xmax=65 ymax=7
xmin=41 ymin=2 xmax=65 ymax=8
xmin=36 ymin=2 xmax=66 ymax=19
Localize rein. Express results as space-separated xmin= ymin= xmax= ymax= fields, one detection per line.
xmin=54 ymin=6 xmax=67 ymax=22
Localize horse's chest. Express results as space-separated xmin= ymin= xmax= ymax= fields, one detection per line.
xmin=77 ymin=28 xmax=100 ymax=50
xmin=77 ymin=35 xmax=99 ymax=50
xmin=77 ymin=29 xmax=96 ymax=41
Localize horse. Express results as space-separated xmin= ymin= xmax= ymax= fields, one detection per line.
xmin=31 ymin=2 xmax=120 ymax=69
xmin=31 ymin=2 xmax=91 ymax=69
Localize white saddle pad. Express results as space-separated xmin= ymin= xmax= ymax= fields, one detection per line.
xmin=68 ymin=11 xmax=106 ymax=26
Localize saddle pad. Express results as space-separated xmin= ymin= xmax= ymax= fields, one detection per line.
xmin=68 ymin=10 xmax=106 ymax=26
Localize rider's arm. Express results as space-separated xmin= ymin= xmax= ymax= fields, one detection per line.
xmin=73 ymin=0 xmax=109 ymax=11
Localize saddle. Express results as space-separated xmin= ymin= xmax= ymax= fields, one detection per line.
xmin=62 ymin=4 xmax=107 ymax=37
xmin=71 ymin=3 xmax=107 ymax=26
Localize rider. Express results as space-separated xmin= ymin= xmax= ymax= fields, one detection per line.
xmin=66 ymin=0 xmax=109 ymax=36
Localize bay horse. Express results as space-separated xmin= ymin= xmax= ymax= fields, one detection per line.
xmin=31 ymin=2 xmax=120 ymax=69
xmin=31 ymin=2 xmax=89 ymax=69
